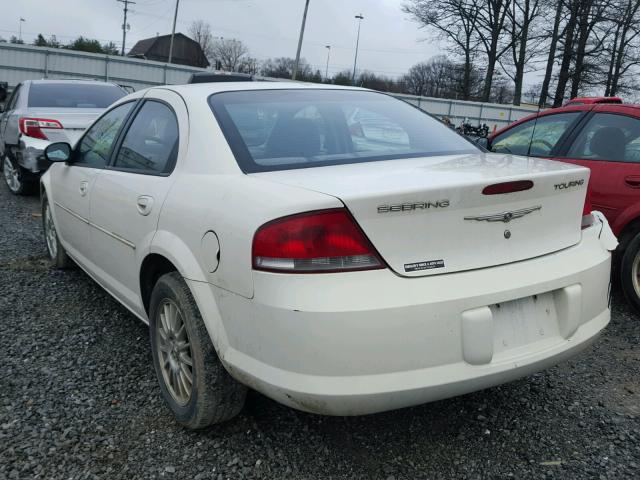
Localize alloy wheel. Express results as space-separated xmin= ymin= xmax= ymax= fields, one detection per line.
xmin=3 ymin=156 xmax=21 ymax=193
xmin=44 ymin=203 xmax=58 ymax=259
xmin=632 ymin=250 xmax=640 ymax=301
xmin=156 ymin=299 xmax=194 ymax=406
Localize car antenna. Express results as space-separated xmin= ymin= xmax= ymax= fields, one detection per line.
xmin=526 ymin=101 xmax=544 ymax=157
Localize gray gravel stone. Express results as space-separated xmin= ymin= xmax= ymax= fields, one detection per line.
xmin=0 ymin=183 xmax=638 ymax=479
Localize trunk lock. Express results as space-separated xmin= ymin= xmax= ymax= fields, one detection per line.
xmin=504 ymin=230 xmax=511 ymax=239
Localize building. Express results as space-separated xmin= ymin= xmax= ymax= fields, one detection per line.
xmin=128 ymin=33 xmax=209 ymax=68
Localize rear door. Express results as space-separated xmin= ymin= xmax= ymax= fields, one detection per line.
xmin=88 ymin=89 xmax=184 ymax=316
xmin=553 ymin=107 xmax=640 ymax=234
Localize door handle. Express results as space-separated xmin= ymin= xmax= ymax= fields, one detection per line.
xmin=625 ymin=176 xmax=640 ymax=188
xmin=79 ymin=181 xmax=88 ymax=196
xmin=136 ymin=195 xmax=154 ymax=216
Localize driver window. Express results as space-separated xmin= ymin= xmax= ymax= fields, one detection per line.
xmin=492 ymin=112 xmax=581 ymax=157
xmin=76 ymin=102 xmax=134 ymax=168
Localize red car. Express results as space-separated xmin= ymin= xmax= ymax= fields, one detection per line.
xmin=487 ymin=98 xmax=640 ymax=311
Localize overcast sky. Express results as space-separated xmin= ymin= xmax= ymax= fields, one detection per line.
xmin=4 ymin=0 xmax=443 ymax=78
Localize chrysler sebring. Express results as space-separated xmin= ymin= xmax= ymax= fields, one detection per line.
xmin=39 ymin=83 xmax=617 ymax=428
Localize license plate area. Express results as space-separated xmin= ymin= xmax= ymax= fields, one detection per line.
xmin=490 ymin=292 xmax=560 ymax=355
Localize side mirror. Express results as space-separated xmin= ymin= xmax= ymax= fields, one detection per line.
xmin=45 ymin=142 xmax=72 ymax=163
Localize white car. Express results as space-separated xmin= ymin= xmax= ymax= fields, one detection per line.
xmin=40 ymin=83 xmax=617 ymax=429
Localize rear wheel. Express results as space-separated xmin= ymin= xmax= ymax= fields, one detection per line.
xmin=620 ymin=232 xmax=640 ymax=314
xmin=2 ymin=153 xmax=34 ymax=195
xmin=149 ymin=272 xmax=246 ymax=429
xmin=42 ymin=195 xmax=73 ymax=269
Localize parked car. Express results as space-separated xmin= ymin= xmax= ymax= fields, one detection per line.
xmin=0 ymin=79 xmax=126 ymax=194
xmin=487 ymin=99 xmax=640 ymax=312
xmin=40 ymin=83 xmax=615 ymax=428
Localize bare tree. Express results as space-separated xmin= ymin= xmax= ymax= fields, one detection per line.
xmin=403 ymin=0 xmax=480 ymax=100
xmin=604 ymin=0 xmax=640 ymax=95
xmin=188 ymin=20 xmax=214 ymax=59
xmin=502 ymin=0 xmax=542 ymax=105
xmin=539 ymin=0 xmax=564 ymax=106
xmin=211 ymin=38 xmax=249 ymax=72
xmin=402 ymin=56 xmax=482 ymax=98
xmin=474 ymin=0 xmax=513 ymax=101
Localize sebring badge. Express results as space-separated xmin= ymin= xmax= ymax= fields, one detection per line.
xmin=464 ymin=205 xmax=542 ymax=223
xmin=377 ymin=200 xmax=450 ymax=213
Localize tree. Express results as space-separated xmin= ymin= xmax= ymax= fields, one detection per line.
xmin=261 ymin=57 xmax=311 ymax=79
xmin=188 ymin=20 xmax=214 ymax=60
xmin=503 ymin=0 xmax=542 ymax=105
xmin=211 ymin=38 xmax=249 ymax=72
xmin=604 ymin=0 xmax=640 ymax=96
xmin=9 ymin=36 xmax=24 ymax=44
xmin=402 ymin=56 xmax=478 ymax=98
xmin=403 ymin=0 xmax=480 ymax=100
xmin=539 ymin=0 xmax=564 ymax=106
xmin=237 ymin=57 xmax=259 ymax=75
xmin=332 ymin=70 xmax=353 ymax=86
xmin=474 ymin=0 xmax=513 ymax=101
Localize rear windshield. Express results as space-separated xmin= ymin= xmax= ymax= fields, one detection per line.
xmin=28 ymin=83 xmax=125 ymax=108
xmin=209 ymin=89 xmax=478 ymax=173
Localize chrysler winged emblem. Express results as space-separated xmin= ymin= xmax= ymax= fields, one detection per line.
xmin=464 ymin=205 xmax=542 ymax=223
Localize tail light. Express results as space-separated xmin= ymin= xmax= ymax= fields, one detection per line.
xmin=482 ymin=180 xmax=533 ymax=195
xmin=582 ymin=195 xmax=594 ymax=229
xmin=252 ymin=209 xmax=384 ymax=273
xmin=19 ymin=117 xmax=63 ymax=140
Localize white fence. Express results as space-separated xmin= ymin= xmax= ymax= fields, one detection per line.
xmin=0 ymin=43 xmax=537 ymax=129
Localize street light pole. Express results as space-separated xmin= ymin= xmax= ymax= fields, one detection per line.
xmin=324 ymin=45 xmax=331 ymax=81
xmin=18 ymin=18 xmax=25 ymax=42
xmin=168 ymin=0 xmax=180 ymax=64
xmin=352 ymin=14 xmax=364 ymax=85
xmin=292 ymin=0 xmax=311 ymax=80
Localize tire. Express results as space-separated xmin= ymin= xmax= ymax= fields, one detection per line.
xmin=2 ymin=153 xmax=35 ymax=195
xmin=149 ymin=272 xmax=246 ymax=429
xmin=42 ymin=195 xmax=73 ymax=269
xmin=620 ymin=231 xmax=640 ymax=314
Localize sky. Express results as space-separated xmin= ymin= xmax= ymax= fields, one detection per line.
xmin=3 ymin=0 xmax=443 ymax=78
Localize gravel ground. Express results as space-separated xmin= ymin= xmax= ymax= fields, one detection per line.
xmin=0 ymin=182 xmax=638 ymax=480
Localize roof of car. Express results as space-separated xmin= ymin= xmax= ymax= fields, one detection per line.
xmin=159 ymin=81 xmax=368 ymax=103
xmin=27 ymin=79 xmax=120 ymax=86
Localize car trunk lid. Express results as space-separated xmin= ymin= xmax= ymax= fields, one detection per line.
xmin=25 ymin=109 xmax=103 ymax=145
xmin=252 ymin=153 xmax=590 ymax=277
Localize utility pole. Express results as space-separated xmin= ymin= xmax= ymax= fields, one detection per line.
xmin=324 ymin=45 xmax=331 ymax=81
xmin=292 ymin=0 xmax=310 ymax=80
xmin=352 ymin=14 xmax=364 ymax=85
xmin=168 ymin=0 xmax=180 ymax=64
xmin=117 ymin=0 xmax=135 ymax=55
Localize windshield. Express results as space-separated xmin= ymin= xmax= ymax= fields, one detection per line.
xmin=28 ymin=83 xmax=126 ymax=109
xmin=209 ymin=89 xmax=478 ymax=173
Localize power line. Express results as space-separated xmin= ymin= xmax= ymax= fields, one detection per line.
xmin=117 ymin=0 xmax=136 ymax=55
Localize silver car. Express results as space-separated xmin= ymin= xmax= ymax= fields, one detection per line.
xmin=0 ymin=79 xmax=126 ymax=194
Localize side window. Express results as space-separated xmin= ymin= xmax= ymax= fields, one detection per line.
xmin=112 ymin=101 xmax=179 ymax=174
xmin=492 ymin=112 xmax=581 ymax=157
xmin=76 ymin=102 xmax=134 ymax=168
xmin=343 ymin=106 xmax=410 ymax=153
xmin=567 ymin=113 xmax=640 ymax=163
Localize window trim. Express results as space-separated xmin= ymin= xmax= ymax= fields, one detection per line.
xmin=71 ymin=99 xmax=139 ymax=169
xmin=559 ymin=110 xmax=640 ymax=162
xmin=5 ymin=83 xmax=22 ymax=111
xmin=491 ymin=111 xmax=586 ymax=158
xmin=208 ymin=88 xmax=479 ymax=174
xmin=104 ymin=98 xmax=180 ymax=177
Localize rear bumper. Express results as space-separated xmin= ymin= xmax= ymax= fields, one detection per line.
xmin=15 ymin=136 xmax=51 ymax=173
xmin=189 ymin=220 xmax=613 ymax=416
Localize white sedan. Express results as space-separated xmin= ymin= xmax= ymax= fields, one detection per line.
xmin=40 ymin=82 xmax=616 ymax=429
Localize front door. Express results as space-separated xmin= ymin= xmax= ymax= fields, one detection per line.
xmin=49 ymin=101 xmax=135 ymax=264
xmin=88 ymin=90 xmax=185 ymax=317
